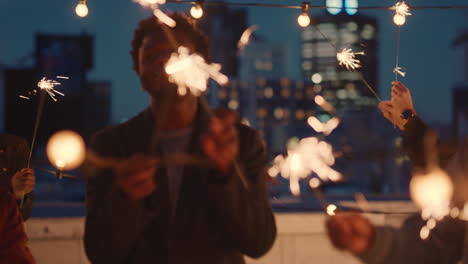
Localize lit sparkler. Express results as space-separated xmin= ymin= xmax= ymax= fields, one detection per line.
xmin=337 ymin=48 xmax=365 ymax=71
xmin=165 ymin=46 xmax=229 ymax=96
xmin=269 ymin=137 xmax=342 ymax=196
xmin=37 ymin=77 xmax=65 ymax=102
xmin=307 ymin=116 xmax=340 ymax=136
xmin=393 ymin=2 xmax=411 ymax=18
xmin=133 ymin=0 xmax=175 ymax=27
xmin=238 ymin=25 xmax=258 ymax=54
xmin=393 ymin=66 xmax=406 ymax=77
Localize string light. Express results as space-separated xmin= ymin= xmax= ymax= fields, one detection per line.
xmin=297 ymin=2 xmax=311 ymax=28
xmin=190 ymin=0 xmax=204 ymax=19
xmin=75 ymin=0 xmax=89 ymax=18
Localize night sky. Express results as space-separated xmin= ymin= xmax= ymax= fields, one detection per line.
xmin=0 ymin=0 xmax=466 ymax=127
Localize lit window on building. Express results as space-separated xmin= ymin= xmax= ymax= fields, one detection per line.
xmin=264 ymin=87 xmax=274 ymax=98
xmin=257 ymin=107 xmax=268 ymax=119
xmin=274 ymin=108 xmax=284 ymax=120
xmin=218 ymin=89 xmax=227 ymax=99
xmin=281 ymin=87 xmax=291 ymax=98
xmin=339 ymin=71 xmax=360 ymax=81
xmin=296 ymin=90 xmax=304 ymax=100
xmin=346 ymin=22 xmax=358 ymax=32
xmin=306 ymin=86 xmax=315 ymax=99
xmin=302 ymin=61 xmax=313 ymax=71
xmin=302 ymin=28 xmax=314 ymax=40
xmin=228 ymin=100 xmax=239 ymax=110
xmin=264 ymin=61 xmax=273 ymax=71
xmin=230 ymin=90 xmax=239 ymax=99
xmin=316 ymin=42 xmax=336 ymax=57
xmin=256 ymin=77 xmax=267 ymax=87
xmin=361 ymin=24 xmax=375 ymax=40
xmin=311 ymin=73 xmax=323 ymax=84
xmin=283 ymin=109 xmax=291 ymax=120
xmin=336 ymin=89 xmax=348 ymax=100
xmin=295 ymin=109 xmax=306 ymax=120
xmin=302 ymin=47 xmax=314 ymax=59
xmin=255 ymin=60 xmax=263 ymax=70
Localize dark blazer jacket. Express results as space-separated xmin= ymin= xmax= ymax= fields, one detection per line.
xmin=84 ymin=106 xmax=276 ymax=264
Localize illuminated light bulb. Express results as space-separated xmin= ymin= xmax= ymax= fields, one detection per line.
xmin=75 ymin=1 xmax=89 ymax=17
xmin=47 ymin=130 xmax=86 ymax=170
xmin=297 ymin=13 xmax=310 ymax=28
xmin=410 ymin=169 xmax=453 ymax=215
xmin=393 ymin=14 xmax=406 ymax=26
xmin=190 ymin=4 xmax=203 ymax=19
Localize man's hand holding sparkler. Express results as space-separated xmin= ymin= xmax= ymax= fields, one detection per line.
xmin=11 ymin=168 xmax=35 ymax=200
xmin=201 ymin=109 xmax=239 ymax=175
xmin=114 ymin=154 xmax=158 ymax=201
xmin=326 ymin=213 xmax=376 ymax=255
xmin=379 ymin=81 xmax=416 ymax=130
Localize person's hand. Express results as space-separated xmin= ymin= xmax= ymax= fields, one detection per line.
xmin=114 ymin=154 xmax=158 ymax=201
xmin=11 ymin=168 xmax=35 ymax=199
xmin=201 ymin=109 xmax=239 ymax=175
xmin=378 ymin=100 xmax=406 ymax=130
xmin=326 ymin=213 xmax=376 ymax=255
xmin=391 ymin=81 xmax=416 ymax=128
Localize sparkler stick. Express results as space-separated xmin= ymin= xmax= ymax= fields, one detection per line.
xmin=87 ymin=151 xmax=212 ymax=171
xmin=392 ymin=2 xmax=411 ymax=80
xmin=199 ymin=95 xmax=250 ymax=189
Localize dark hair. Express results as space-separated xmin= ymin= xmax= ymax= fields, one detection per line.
xmin=130 ymin=13 xmax=210 ymax=73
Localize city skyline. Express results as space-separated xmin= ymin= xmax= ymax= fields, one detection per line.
xmin=0 ymin=0 xmax=466 ymax=128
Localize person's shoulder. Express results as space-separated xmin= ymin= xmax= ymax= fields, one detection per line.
xmin=236 ymin=123 xmax=265 ymax=149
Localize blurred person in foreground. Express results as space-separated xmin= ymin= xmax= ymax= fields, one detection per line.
xmin=0 ymin=189 xmax=36 ymax=264
xmin=0 ymin=134 xmax=35 ymax=220
xmin=84 ymin=13 xmax=276 ymax=264
xmin=326 ymin=81 xmax=468 ymax=263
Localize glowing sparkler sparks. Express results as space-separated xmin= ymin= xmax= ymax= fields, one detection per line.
xmin=37 ymin=77 xmax=65 ymax=102
xmin=393 ymin=2 xmax=411 ymax=17
xmin=393 ymin=66 xmax=406 ymax=77
xmin=133 ymin=0 xmax=166 ymax=8
xmin=410 ymin=168 xmax=453 ymax=239
xmin=392 ymin=2 xmax=411 ymax=26
xmin=238 ymin=25 xmax=258 ymax=53
xmin=314 ymin=95 xmax=336 ymax=114
xmin=337 ymin=48 xmax=365 ymax=71
xmin=269 ymin=137 xmax=342 ymax=196
xmin=307 ymin=116 xmax=340 ymax=136
xmin=133 ymin=0 xmax=175 ymax=28
xmin=165 ymin=46 xmax=229 ymax=96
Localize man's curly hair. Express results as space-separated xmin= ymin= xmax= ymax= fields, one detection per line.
xmin=130 ymin=13 xmax=210 ymax=73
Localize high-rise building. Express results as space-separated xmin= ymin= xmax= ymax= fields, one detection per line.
xmin=452 ymin=31 xmax=468 ymax=139
xmin=3 ymin=33 xmax=110 ymax=144
xmin=300 ymin=13 xmax=378 ymax=108
xmin=197 ymin=5 xmax=247 ymax=77
xmin=239 ymin=36 xmax=287 ymax=81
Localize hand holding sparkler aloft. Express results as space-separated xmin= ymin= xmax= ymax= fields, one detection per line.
xmin=326 ymin=213 xmax=376 ymax=255
xmin=201 ymin=109 xmax=239 ymax=175
xmin=378 ymin=81 xmax=416 ymax=130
